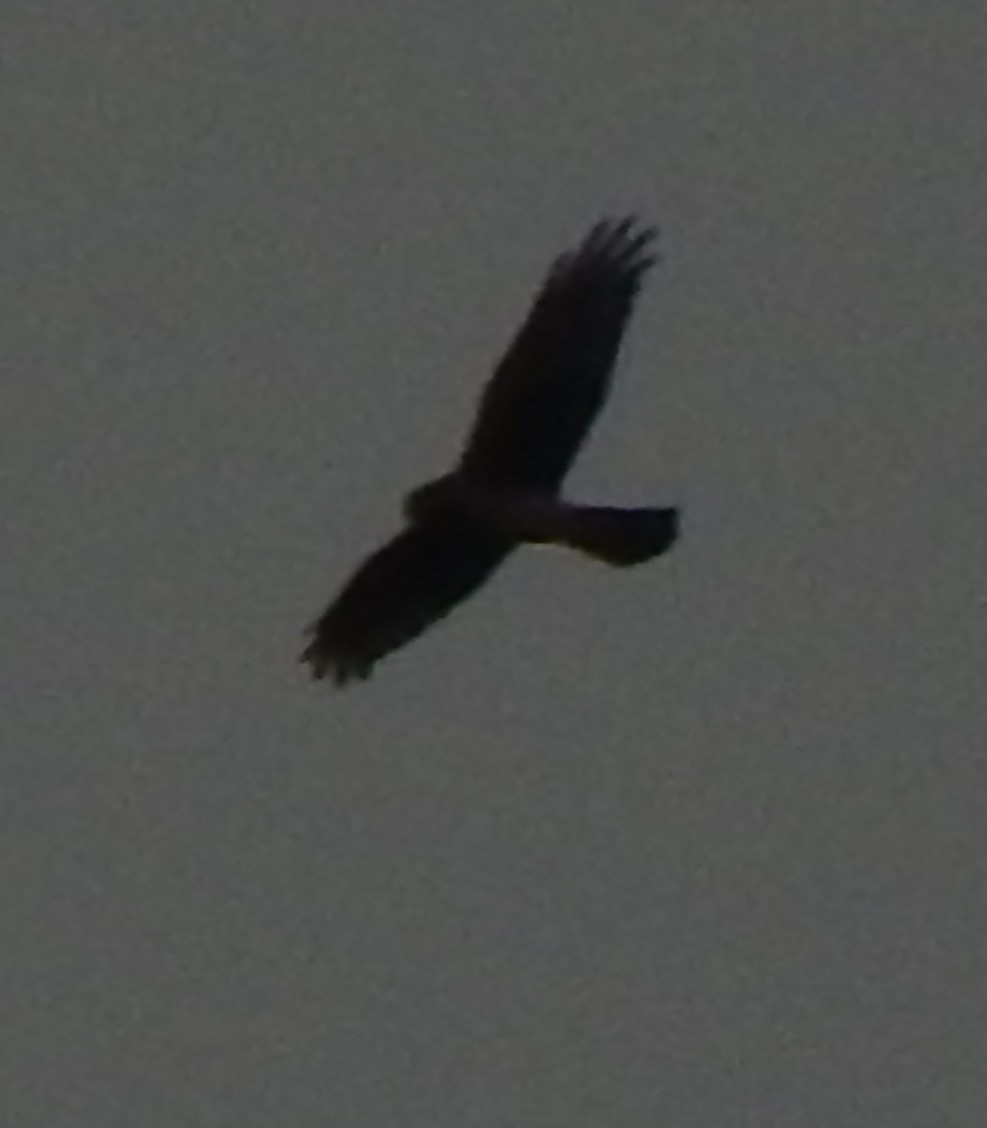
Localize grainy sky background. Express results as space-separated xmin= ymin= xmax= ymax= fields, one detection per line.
xmin=3 ymin=2 xmax=985 ymax=1125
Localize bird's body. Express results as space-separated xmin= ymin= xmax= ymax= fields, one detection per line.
xmin=301 ymin=217 xmax=679 ymax=685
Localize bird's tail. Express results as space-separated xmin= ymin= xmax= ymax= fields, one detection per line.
xmin=545 ymin=505 xmax=680 ymax=566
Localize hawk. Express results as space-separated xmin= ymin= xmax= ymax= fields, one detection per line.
xmin=301 ymin=217 xmax=679 ymax=685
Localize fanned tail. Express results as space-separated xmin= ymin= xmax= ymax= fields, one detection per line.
xmin=546 ymin=505 xmax=679 ymax=566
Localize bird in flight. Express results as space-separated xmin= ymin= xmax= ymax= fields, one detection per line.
xmin=301 ymin=217 xmax=679 ymax=685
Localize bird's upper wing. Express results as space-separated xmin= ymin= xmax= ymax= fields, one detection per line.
xmin=300 ymin=519 xmax=514 ymax=685
xmin=457 ymin=217 xmax=658 ymax=491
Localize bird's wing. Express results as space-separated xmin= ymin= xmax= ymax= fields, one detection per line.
xmin=300 ymin=519 xmax=514 ymax=685
xmin=457 ymin=217 xmax=658 ymax=491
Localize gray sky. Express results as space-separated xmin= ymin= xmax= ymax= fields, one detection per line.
xmin=3 ymin=2 xmax=985 ymax=1125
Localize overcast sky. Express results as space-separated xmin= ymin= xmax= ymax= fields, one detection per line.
xmin=3 ymin=2 xmax=985 ymax=1125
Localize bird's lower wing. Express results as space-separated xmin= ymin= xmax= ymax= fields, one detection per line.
xmin=300 ymin=519 xmax=514 ymax=685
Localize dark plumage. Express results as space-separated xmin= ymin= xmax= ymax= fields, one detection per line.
xmin=301 ymin=218 xmax=679 ymax=685
xmin=459 ymin=217 xmax=657 ymax=488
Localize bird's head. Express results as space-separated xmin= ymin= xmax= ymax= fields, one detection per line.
xmin=403 ymin=473 xmax=461 ymax=523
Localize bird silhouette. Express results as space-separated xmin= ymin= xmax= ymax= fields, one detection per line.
xmin=301 ymin=218 xmax=679 ymax=685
